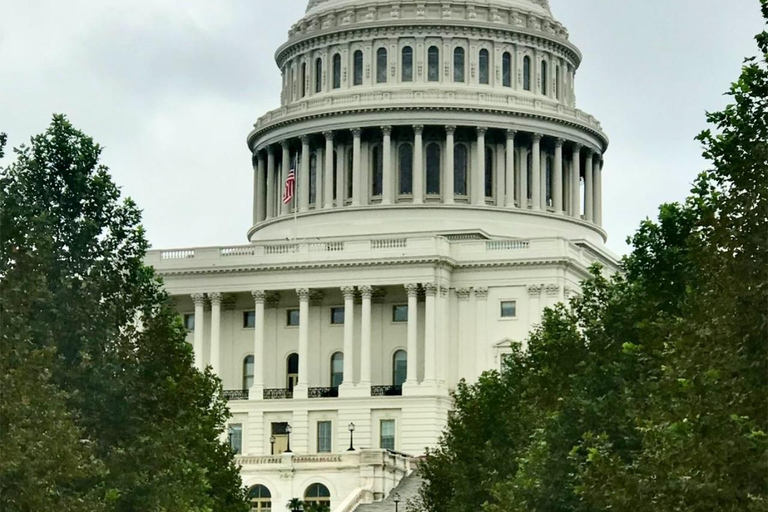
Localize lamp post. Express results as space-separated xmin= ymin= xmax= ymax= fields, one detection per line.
xmin=270 ymin=435 xmax=276 ymax=455
xmin=394 ymin=492 xmax=401 ymax=512
xmin=347 ymin=422 xmax=356 ymax=451
xmin=285 ymin=424 xmax=293 ymax=453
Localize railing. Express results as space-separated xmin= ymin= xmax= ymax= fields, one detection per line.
xmin=308 ymin=387 xmax=339 ymax=398
xmin=371 ymin=385 xmax=403 ymax=397
xmin=309 ymin=242 xmax=345 ymax=252
xmin=161 ymin=249 xmax=195 ymax=260
xmin=222 ymin=389 xmax=249 ymax=401
xmin=264 ymin=243 xmax=300 ymax=255
xmin=220 ymin=246 xmax=256 ymax=257
xmin=371 ymin=238 xmax=407 ymax=250
xmin=264 ymin=388 xmax=293 ymax=400
xmin=486 ymin=240 xmax=531 ymax=251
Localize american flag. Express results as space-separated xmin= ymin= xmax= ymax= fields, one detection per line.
xmin=282 ymin=168 xmax=296 ymax=205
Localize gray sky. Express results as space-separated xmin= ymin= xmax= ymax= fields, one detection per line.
xmin=0 ymin=0 xmax=763 ymax=255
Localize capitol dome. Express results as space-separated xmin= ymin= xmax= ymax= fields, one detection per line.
xmin=305 ymin=0 xmax=554 ymax=17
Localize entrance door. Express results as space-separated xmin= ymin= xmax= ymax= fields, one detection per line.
xmin=287 ymin=353 xmax=299 ymax=393
xmin=271 ymin=422 xmax=290 ymax=454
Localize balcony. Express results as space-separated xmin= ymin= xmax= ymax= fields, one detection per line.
xmin=308 ymin=387 xmax=339 ymax=398
xmin=371 ymin=385 xmax=403 ymax=397
xmin=223 ymin=390 xmax=249 ymax=401
xmin=264 ymin=388 xmax=293 ymax=400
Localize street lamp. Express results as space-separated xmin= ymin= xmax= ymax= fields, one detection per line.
xmin=394 ymin=492 xmax=401 ymax=512
xmin=347 ymin=422 xmax=356 ymax=451
xmin=269 ymin=435 xmax=276 ymax=455
xmin=285 ymin=424 xmax=293 ymax=453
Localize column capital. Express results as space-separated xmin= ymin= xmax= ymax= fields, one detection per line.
xmin=573 ymin=142 xmax=583 ymax=152
xmin=594 ymin=152 xmax=603 ymax=161
xmin=505 ymin=129 xmax=517 ymax=140
xmin=405 ymin=283 xmax=420 ymax=297
xmin=281 ymin=139 xmax=291 ymax=149
xmin=300 ymin=135 xmax=310 ymax=145
xmin=266 ymin=145 xmax=275 ymax=155
xmin=341 ymin=286 xmax=356 ymax=300
xmin=381 ymin=125 xmax=393 ymax=136
xmin=445 ymin=125 xmax=457 ymax=135
xmin=528 ymin=284 xmax=543 ymax=297
xmin=474 ymin=287 xmax=489 ymax=299
xmin=252 ymin=290 xmax=267 ymax=304
xmin=192 ymin=293 xmax=206 ymax=307
xmin=296 ymin=288 xmax=311 ymax=301
xmin=555 ymin=138 xmax=565 ymax=148
xmin=209 ymin=292 xmax=223 ymax=306
xmin=439 ymin=285 xmax=449 ymax=297
xmin=359 ymin=285 xmax=374 ymax=299
xmin=456 ymin=288 xmax=472 ymax=301
xmin=584 ymin=146 xmax=594 ymax=156
xmin=532 ymin=133 xmax=543 ymax=143
xmin=351 ymin=128 xmax=362 ymax=138
xmin=323 ymin=130 xmax=334 ymax=141
xmin=476 ymin=126 xmax=488 ymax=136
xmin=423 ymin=283 xmax=438 ymax=297
xmin=413 ymin=124 xmax=424 ymax=134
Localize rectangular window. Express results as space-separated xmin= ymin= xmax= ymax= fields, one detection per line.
xmin=380 ymin=419 xmax=395 ymax=450
xmin=243 ymin=311 xmax=256 ymax=329
xmin=392 ymin=305 xmax=408 ymax=323
xmin=287 ymin=309 xmax=300 ymax=326
xmin=317 ymin=421 xmax=332 ymax=453
xmin=501 ymin=301 xmax=517 ymax=318
xmin=228 ymin=424 xmax=243 ymax=454
xmin=331 ymin=307 xmax=345 ymax=325
xmin=183 ymin=313 xmax=195 ymax=331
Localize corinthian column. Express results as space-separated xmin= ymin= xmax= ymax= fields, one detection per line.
xmin=444 ymin=126 xmax=456 ymax=204
xmin=250 ymin=291 xmax=266 ymax=400
xmin=572 ymin=144 xmax=582 ymax=218
xmin=341 ymin=286 xmax=356 ymax=386
xmin=413 ymin=125 xmax=424 ymax=204
xmin=423 ymin=283 xmax=438 ymax=384
xmin=209 ymin=292 xmax=222 ymax=376
xmin=295 ymin=288 xmax=310 ymax=399
xmin=266 ymin=146 xmax=275 ymax=220
xmin=359 ymin=285 xmax=373 ymax=388
xmin=531 ymin=134 xmax=542 ymax=210
xmin=382 ymin=126 xmax=394 ymax=204
xmin=323 ymin=131 xmax=335 ymax=209
xmin=191 ymin=293 xmax=206 ymax=370
xmin=585 ymin=149 xmax=594 ymax=222
xmin=595 ymin=155 xmax=603 ymax=226
xmin=505 ymin=130 xmax=517 ymax=207
xmin=475 ymin=127 xmax=487 ymax=205
xmin=554 ymin=138 xmax=564 ymax=214
xmin=351 ymin=129 xmax=362 ymax=206
xmin=404 ymin=283 xmax=419 ymax=386
xmin=299 ymin=135 xmax=311 ymax=212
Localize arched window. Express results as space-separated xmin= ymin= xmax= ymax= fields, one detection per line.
xmin=310 ymin=153 xmax=318 ymax=205
xmin=454 ymin=144 xmax=468 ymax=196
xmin=346 ymin=148 xmax=354 ymax=199
xmin=485 ymin=147 xmax=494 ymax=198
xmin=453 ymin=47 xmax=465 ymax=82
xmin=248 ymin=485 xmax=272 ymax=512
xmin=353 ymin=50 xmax=363 ymax=86
xmin=428 ymin=46 xmax=440 ymax=82
xmin=376 ymin=48 xmax=388 ymax=83
xmin=331 ymin=352 xmax=344 ymax=388
xmin=243 ymin=355 xmax=254 ymax=390
xmin=479 ymin=49 xmax=490 ymax=85
xmin=541 ymin=60 xmax=548 ymax=95
xmin=502 ymin=52 xmax=512 ymax=87
xmin=556 ymin=65 xmax=561 ymax=100
xmin=523 ymin=56 xmax=531 ymax=91
xmin=398 ymin=143 xmax=413 ymax=195
xmin=371 ymin=144 xmax=383 ymax=197
xmin=332 ymin=54 xmax=341 ymax=89
xmin=300 ymin=62 xmax=307 ymax=97
xmin=304 ymin=483 xmax=331 ymax=507
xmin=315 ymin=57 xmax=323 ymax=93
xmin=426 ymin=143 xmax=441 ymax=195
xmin=402 ymin=46 xmax=413 ymax=82
xmin=546 ymin=156 xmax=553 ymax=207
xmin=393 ymin=350 xmax=407 ymax=387
xmin=287 ymin=353 xmax=299 ymax=392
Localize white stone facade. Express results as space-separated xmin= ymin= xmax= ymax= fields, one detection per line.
xmin=147 ymin=1 xmax=617 ymax=510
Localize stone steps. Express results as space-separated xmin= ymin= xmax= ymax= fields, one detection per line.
xmin=354 ymin=469 xmax=423 ymax=512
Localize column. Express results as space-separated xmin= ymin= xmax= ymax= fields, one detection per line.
xmin=540 ymin=146 xmax=548 ymax=209
xmin=323 ymin=132 xmax=335 ymax=209
xmin=531 ymin=133 xmax=542 ymax=210
xmin=336 ymin=145 xmax=345 ymax=207
xmin=266 ymin=146 xmax=276 ymax=220
xmin=413 ymin=125 xmax=424 ymax=204
xmin=554 ymin=138 xmax=564 ymax=214
xmin=252 ymin=152 xmax=261 ymax=224
xmin=505 ymin=130 xmax=517 ymax=207
xmin=404 ymin=283 xmax=419 ymax=386
xmin=456 ymin=288 xmax=472 ymax=381
xmin=423 ymin=283 xmax=437 ymax=384
xmin=594 ymin=155 xmax=603 ymax=226
xmin=475 ymin=127 xmax=487 ymax=205
xmin=444 ymin=126 xmax=456 ymax=204
xmin=192 ymin=293 xmax=205 ymax=371
xmin=572 ymin=144 xmax=582 ymax=218
xmin=439 ymin=285 xmax=450 ymax=386
xmin=585 ymin=149 xmax=594 ymax=222
xmin=251 ymin=291 xmax=266 ymax=400
xmin=359 ymin=285 xmax=373 ymax=387
xmin=209 ymin=292 xmax=222 ymax=376
xmin=351 ymin=129 xmax=362 ymax=206
xmin=341 ymin=286 xmax=356 ymax=386
xmin=382 ymin=126 xmax=394 ymax=205
xmin=295 ymin=288 xmax=310 ymax=399
xmin=281 ymin=141 xmax=291 ymax=215
xmin=520 ymin=145 xmax=528 ymax=209
xmin=474 ymin=287 xmax=488 ymax=379
xmin=299 ymin=136 xmax=311 ymax=212
xmin=315 ymin=147 xmax=324 ymax=209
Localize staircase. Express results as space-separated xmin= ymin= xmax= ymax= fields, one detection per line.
xmin=354 ymin=470 xmax=424 ymax=512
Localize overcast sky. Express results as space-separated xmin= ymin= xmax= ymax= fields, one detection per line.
xmin=0 ymin=0 xmax=763 ymax=255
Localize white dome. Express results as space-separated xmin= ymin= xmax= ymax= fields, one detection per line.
xmin=306 ymin=0 xmax=553 ymax=18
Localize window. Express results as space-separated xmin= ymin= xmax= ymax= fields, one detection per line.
xmin=454 ymin=143 xmax=468 ymax=196
xmin=317 ymin=421 xmax=332 ymax=453
xmin=331 ymin=306 xmax=345 ymax=325
xmin=453 ymin=47 xmax=465 ymax=82
xmin=353 ymin=50 xmax=364 ymax=86
xmin=300 ymin=62 xmax=307 ymax=97
xmin=541 ymin=60 xmax=548 ymax=95
xmin=304 ymin=484 xmax=331 ymax=507
xmin=243 ymin=355 xmax=254 ymax=390
xmin=380 ymin=419 xmax=395 ymax=450
xmin=402 ymin=46 xmax=413 ymax=82
xmin=502 ymin=52 xmax=512 ymax=87
xmin=479 ymin=49 xmax=490 ymax=84
xmin=398 ymin=143 xmax=413 ymax=195
xmin=372 ymin=144 xmax=383 ymax=197
xmin=228 ymin=424 xmax=242 ymax=454
xmin=523 ymin=55 xmax=531 ymax=91
xmin=392 ymin=305 xmax=408 ymax=323
xmin=315 ymin=57 xmax=323 ymax=93
xmin=286 ymin=309 xmax=300 ymax=326
xmin=248 ymin=485 xmax=272 ymax=512
xmin=331 ymin=352 xmax=343 ymax=388
xmin=243 ymin=311 xmax=256 ymax=328
xmin=183 ymin=313 xmax=195 ymax=331
xmin=426 ymin=143 xmax=441 ymax=195
xmin=393 ymin=350 xmax=407 ymax=387
xmin=428 ymin=46 xmax=440 ymax=82
xmin=310 ymin=153 xmax=318 ymax=205
xmin=287 ymin=354 xmax=299 ymax=392
xmin=272 ymin=422 xmax=290 ymax=454
xmin=485 ymin=147 xmax=494 ymax=198
xmin=332 ymin=54 xmax=341 ymax=89
xmin=376 ymin=48 xmax=388 ymax=83
xmin=501 ymin=300 xmax=517 ymax=318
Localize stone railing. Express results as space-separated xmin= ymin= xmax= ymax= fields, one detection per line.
xmin=308 ymin=387 xmax=339 ymax=398
xmin=263 ymin=388 xmax=293 ymax=400
xmin=222 ymin=390 xmax=249 ymax=401
xmin=371 ymin=385 xmax=403 ymax=397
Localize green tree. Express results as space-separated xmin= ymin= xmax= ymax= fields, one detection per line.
xmin=0 ymin=116 xmax=248 ymax=511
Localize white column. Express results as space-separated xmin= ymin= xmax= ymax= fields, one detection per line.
xmin=382 ymin=126 xmax=394 ymax=205
xmin=404 ymin=283 xmax=419 ymax=386
xmin=531 ymin=133 xmax=542 ymax=210
xmin=474 ymin=287 xmax=488 ymax=378
xmin=439 ymin=285 xmax=450 ymax=386
xmin=540 ymin=146 xmax=547 ymax=209
xmin=191 ymin=293 xmax=205 ymax=371
xmin=341 ymin=286 xmax=356 ymax=386
xmin=475 ymin=127 xmax=487 ymax=205
xmin=295 ymin=288 xmax=310 ymax=399
xmin=359 ymin=285 xmax=373 ymax=387
xmin=572 ymin=144 xmax=582 ymax=218
xmin=323 ymin=131 xmax=335 ymax=209
xmin=520 ymin=145 xmax=528 ymax=209
xmin=209 ymin=292 xmax=222 ymax=376
xmin=505 ymin=130 xmax=517 ymax=207
xmin=595 ymin=155 xmax=603 ymax=226
xmin=554 ymin=138 xmax=564 ymax=214
xmin=423 ymin=283 xmax=437 ymax=384
xmin=413 ymin=125 xmax=424 ymax=204
xmin=585 ymin=149 xmax=594 ymax=222
xmin=299 ymin=136 xmax=310 ymax=212
xmin=266 ymin=147 xmax=275 ymax=220
xmin=251 ymin=291 xmax=266 ymax=400
xmin=444 ymin=125 xmax=456 ymax=204
xmin=351 ymin=129 xmax=362 ymax=206
xmin=281 ymin=141 xmax=291 ymax=215
xmin=252 ymin=152 xmax=260 ymax=225
xmin=456 ymin=288 xmax=472 ymax=381
xmin=336 ymin=145 xmax=345 ymax=207
xmin=315 ymin=147 xmax=324 ymax=209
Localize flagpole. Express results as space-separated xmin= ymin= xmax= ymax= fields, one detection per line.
xmin=293 ymin=155 xmax=298 ymax=241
